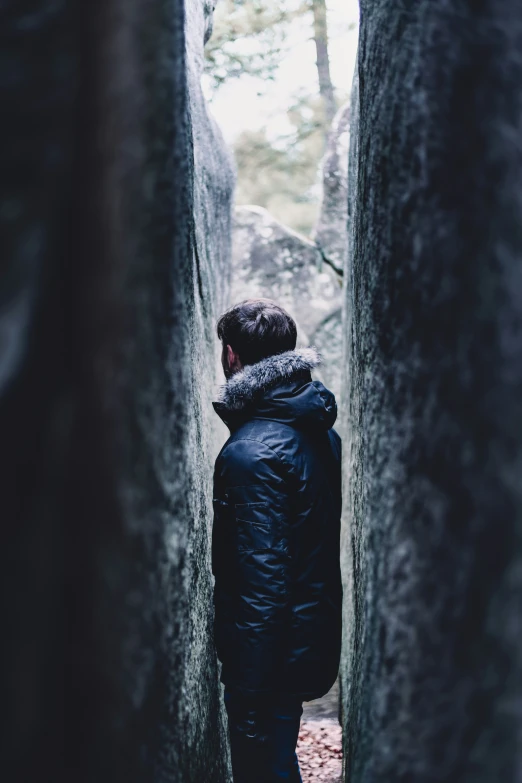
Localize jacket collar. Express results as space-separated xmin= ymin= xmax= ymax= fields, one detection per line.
xmin=215 ymin=347 xmax=321 ymax=413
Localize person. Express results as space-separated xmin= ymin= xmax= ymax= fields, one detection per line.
xmin=212 ymin=298 xmax=342 ymax=783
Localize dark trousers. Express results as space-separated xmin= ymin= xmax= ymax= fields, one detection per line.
xmin=224 ymin=687 xmax=303 ymax=783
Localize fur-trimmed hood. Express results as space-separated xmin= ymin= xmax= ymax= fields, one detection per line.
xmin=217 ymin=347 xmax=320 ymax=411
xmin=213 ymin=347 xmax=337 ymax=432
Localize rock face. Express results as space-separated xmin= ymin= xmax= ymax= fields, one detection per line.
xmin=1 ymin=2 xmax=233 ymax=782
xmin=231 ymin=206 xmax=341 ymax=337
xmin=341 ymin=3 xmax=522 ymax=782
xmin=231 ymin=206 xmax=342 ymax=398
xmin=313 ymin=103 xmax=350 ymax=277
xmin=229 ymin=105 xmax=350 ymax=401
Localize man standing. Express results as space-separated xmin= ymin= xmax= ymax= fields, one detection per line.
xmin=212 ymin=299 xmax=342 ymax=783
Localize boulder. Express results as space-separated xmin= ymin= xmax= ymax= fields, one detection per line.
xmin=229 ymin=102 xmax=350 ymax=400
xmin=341 ymin=3 xmax=522 ymax=781
xmin=0 ymin=1 xmax=233 ymax=781
xmin=313 ymin=103 xmax=350 ymax=276
xmin=230 ymin=205 xmax=342 ymax=396
xmin=309 ymin=307 xmax=343 ymax=402
xmin=231 ymin=205 xmax=341 ymax=339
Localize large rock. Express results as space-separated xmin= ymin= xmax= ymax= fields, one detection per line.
xmin=231 ymin=205 xmax=342 ymax=397
xmin=341 ymin=3 xmax=522 ymax=782
xmin=1 ymin=1 xmax=233 ymax=781
xmin=231 ymin=205 xmax=341 ymax=338
xmin=309 ymin=307 xmax=343 ymax=402
xmin=229 ymin=104 xmax=350 ymax=400
xmin=313 ymin=103 xmax=350 ymax=276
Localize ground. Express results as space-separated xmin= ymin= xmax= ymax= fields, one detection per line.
xmin=297 ymin=680 xmax=342 ymax=782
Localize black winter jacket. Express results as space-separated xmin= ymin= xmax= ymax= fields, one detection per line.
xmin=212 ymin=347 xmax=342 ymax=701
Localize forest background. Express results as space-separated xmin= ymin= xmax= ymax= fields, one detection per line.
xmin=204 ymin=0 xmax=359 ymax=237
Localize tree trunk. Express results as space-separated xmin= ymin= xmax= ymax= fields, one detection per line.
xmin=311 ymin=0 xmax=336 ymax=127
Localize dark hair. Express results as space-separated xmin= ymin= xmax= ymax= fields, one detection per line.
xmin=217 ymin=299 xmax=297 ymax=366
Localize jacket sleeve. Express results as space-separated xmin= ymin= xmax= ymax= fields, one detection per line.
xmin=218 ymin=437 xmax=292 ymax=694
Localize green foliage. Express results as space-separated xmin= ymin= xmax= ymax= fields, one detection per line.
xmin=205 ymin=0 xmax=301 ymax=94
xmin=205 ymin=0 xmax=347 ymax=236
xmin=233 ymin=94 xmax=326 ymax=236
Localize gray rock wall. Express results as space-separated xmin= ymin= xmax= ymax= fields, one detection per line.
xmin=230 ymin=105 xmax=349 ymax=400
xmin=341 ymin=3 xmax=522 ymax=782
xmin=231 ymin=206 xmax=341 ymax=337
xmin=231 ymin=205 xmax=342 ymax=398
xmin=313 ymin=103 xmax=350 ymax=277
xmin=1 ymin=2 xmax=233 ymax=782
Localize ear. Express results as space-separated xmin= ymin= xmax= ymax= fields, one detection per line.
xmin=227 ymin=344 xmax=242 ymax=373
xmin=226 ymin=344 xmax=235 ymax=367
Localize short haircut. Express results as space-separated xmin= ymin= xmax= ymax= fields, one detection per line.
xmin=217 ymin=299 xmax=297 ymax=366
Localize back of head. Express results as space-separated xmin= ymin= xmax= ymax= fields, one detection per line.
xmin=217 ymin=299 xmax=297 ymax=366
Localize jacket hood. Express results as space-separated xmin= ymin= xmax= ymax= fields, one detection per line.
xmin=213 ymin=347 xmax=337 ymax=432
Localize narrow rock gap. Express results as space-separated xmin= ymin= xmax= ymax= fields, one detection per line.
xmin=205 ymin=4 xmax=356 ymax=781
xmin=3 ymin=1 xmax=522 ymax=782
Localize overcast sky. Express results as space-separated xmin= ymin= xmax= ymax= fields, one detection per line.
xmin=203 ymin=0 xmax=360 ymax=144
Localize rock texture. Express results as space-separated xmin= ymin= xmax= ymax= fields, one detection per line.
xmin=310 ymin=308 xmax=342 ymax=402
xmin=1 ymin=2 xmax=233 ymax=782
xmin=341 ymin=3 xmax=522 ymax=782
xmin=231 ymin=206 xmax=341 ymax=337
xmin=230 ymin=102 xmax=351 ymax=396
xmin=229 ymin=104 xmax=350 ymax=400
xmin=231 ymin=206 xmax=342 ymax=398
xmin=313 ymin=103 xmax=350 ymax=277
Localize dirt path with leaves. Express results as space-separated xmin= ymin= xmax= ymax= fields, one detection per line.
xmin=297 ymin=680 xmax=342 ymax=782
